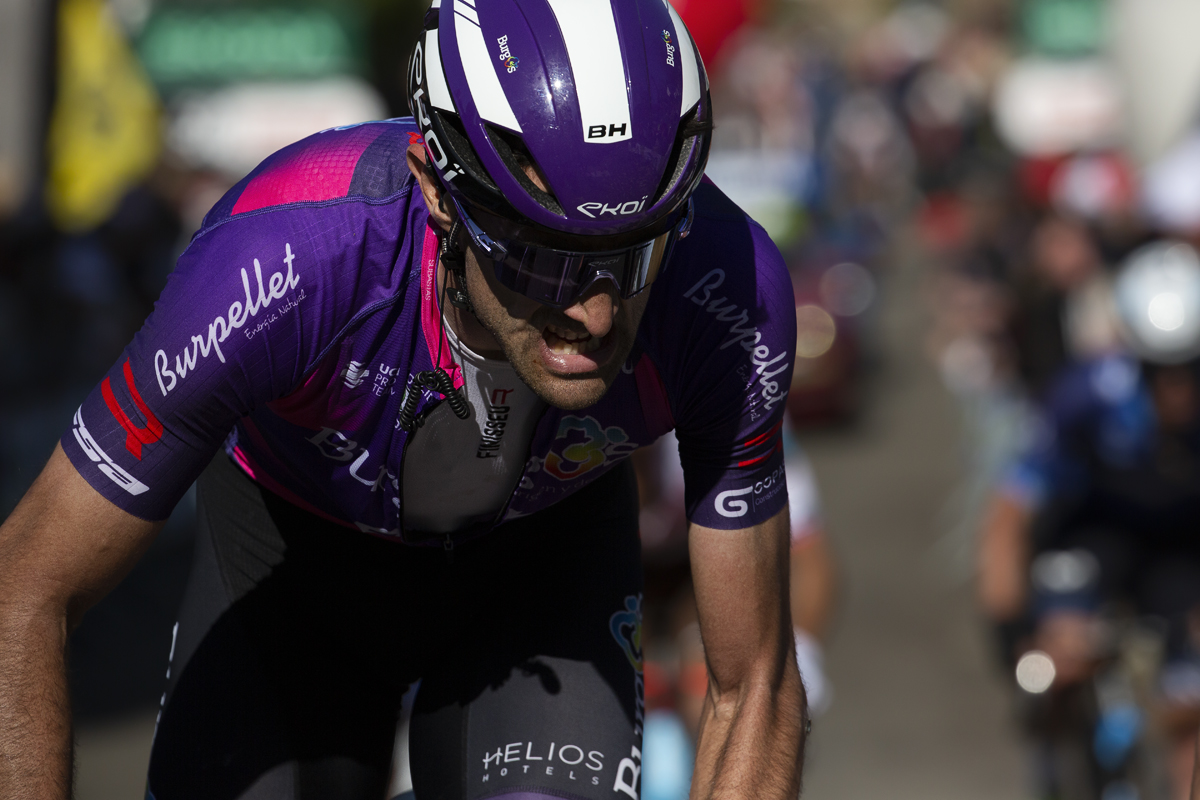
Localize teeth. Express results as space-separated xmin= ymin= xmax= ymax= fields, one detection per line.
xmin=547 ymin=323 xmax=587 ymax=342
xmin=546 ymin=326 xmax=603 ymax=355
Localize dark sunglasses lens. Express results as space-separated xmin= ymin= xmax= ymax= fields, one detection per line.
xmin=457 ymin=198 xmax=684 ymax=307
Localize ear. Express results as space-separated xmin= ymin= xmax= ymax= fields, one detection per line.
xmin=407 ymin=142 xmax=454 ymax=231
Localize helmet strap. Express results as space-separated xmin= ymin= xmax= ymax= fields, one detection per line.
xmin=438 ymin=220 xmax=474 ymax=315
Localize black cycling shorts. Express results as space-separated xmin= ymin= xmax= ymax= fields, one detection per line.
xmin=146 ymin=454 xmax=646 ymax=800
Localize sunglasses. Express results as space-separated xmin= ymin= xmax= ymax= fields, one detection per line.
xmin=450 ymin=197 xmax=694 ymax=309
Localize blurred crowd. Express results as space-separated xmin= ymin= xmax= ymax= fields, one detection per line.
xmin=7 ymin=0 xmax=1200 ymax=798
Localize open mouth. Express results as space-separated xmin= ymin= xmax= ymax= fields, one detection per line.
xmin=544 ymin=323 xmax=604 ymax=355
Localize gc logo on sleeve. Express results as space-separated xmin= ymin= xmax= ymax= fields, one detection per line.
xmin=714 ymin=486 xmax=753 ymax=518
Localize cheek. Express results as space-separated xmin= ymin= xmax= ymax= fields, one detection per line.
xmin=467 ymin=253 xmax=539 ymax=322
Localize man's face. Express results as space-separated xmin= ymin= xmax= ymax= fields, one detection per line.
xmin=462 ymin=244 xmax=653 ymax=410
xmin=405 ymin=142 xmax=654 ymax=410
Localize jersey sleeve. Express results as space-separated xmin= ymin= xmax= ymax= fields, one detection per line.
xmin=60 ymin=123 xmax=420 ymax=520
xmin=643 ymin=181 xmax=796 ymax=530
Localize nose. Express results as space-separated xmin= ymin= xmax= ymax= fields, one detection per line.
xmin=562 ymin=279 xmax=619 ymax=338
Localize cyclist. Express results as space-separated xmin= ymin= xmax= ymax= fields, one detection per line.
xmin=0 ymin=1 xmax=805 ymax=798
xmin=978 ymin=240 xmax=1200 ymax=799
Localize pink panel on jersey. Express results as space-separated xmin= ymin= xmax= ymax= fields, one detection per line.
xmin=265 ymin=347 xmax=367 ymax=429
xmin=634 ymin=354 xmax=674 ymax=436
xmin=231 ymin=126 xmax=385 ymax=215
xmin=231 ymin=444 xmax=356 ymax=529
xmin=419 ymin=222 xmax=465 ymax=390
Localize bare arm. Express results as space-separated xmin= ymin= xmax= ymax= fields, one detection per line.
xmin=789 ymin=532 xmax=836 ymax=641
xmin=0 ymin=444 xmax=163 ymax=799
xmin=688 ymin=507 xmax=805 ymax=800
xmin=976 ymin=491 xmax=1032 ymax=621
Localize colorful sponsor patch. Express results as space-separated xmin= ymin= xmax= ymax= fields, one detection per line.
xmin=544 ymin=416 xmax=637 ymax=481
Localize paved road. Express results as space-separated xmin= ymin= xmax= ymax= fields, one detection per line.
xmin=798 ymin=245 xmax=1026 ymax=799
xmin=73 ymin=246 xmax=1027 ymax=799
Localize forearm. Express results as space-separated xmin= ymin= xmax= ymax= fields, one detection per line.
xmin=688 ymin=511 xmax=806 ymax=799
xmin=0 ymin=604 xmax=73 ymax=799
xmin=0 ymin=444 xmax=164 ymax=798
xmin=977 ymin=492 xmax=1032 ymax=621
xmin=690 ymin=653 xmax=806 ymax=800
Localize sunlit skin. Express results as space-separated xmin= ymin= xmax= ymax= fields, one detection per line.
xmin=406 ymin=143 xmax=652 ymax=410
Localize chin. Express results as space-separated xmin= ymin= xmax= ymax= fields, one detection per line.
xmin=535 ymin=378 xmax=612 ymax=410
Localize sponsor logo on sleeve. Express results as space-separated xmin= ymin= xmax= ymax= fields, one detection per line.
xmin=713 ymin=463 xmax=787 ymax=519
xmin=71 ymin=407 xmax=149 ymax=496
xmin=154 ymin=243 xmax=302 ymax=397
xmin=683 ymin=268 xmax=790 ymax=415
xmin=715 ymin=485 xmax=753 ymax=518
xmin=102 ymin=359 xmax=163 ymax=460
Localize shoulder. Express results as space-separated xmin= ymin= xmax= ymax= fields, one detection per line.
xmin=640 ymin=179 xmax=795 ymax=421
xmin=168 ymin=117 xmax=431 ymax=321
xmin=656 ymin=179 xmax=792 ymax=319
xmin=200 ymin=117 xmax=424 ymax=227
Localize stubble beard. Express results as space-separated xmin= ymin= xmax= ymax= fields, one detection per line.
xmin=461 ymin=259 xmax=647 ymax=411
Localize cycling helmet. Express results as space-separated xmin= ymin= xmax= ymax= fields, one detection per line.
xmin=1114 ymin=240 xmax=1200 ymax=364
xmin=407 ymin=0 xmax=711 ymax=305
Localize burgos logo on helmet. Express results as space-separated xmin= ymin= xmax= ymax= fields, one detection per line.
xmin=662 ymin=30 xmax=676 ymax=67
xmin=497 ymin=35 xmax=518 ymax=73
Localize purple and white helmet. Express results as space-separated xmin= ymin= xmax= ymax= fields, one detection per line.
xmin=407 ymin=0 xmax=711 ymax=249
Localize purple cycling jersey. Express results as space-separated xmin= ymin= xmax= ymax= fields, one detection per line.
xmin=61 ymin=118 xmax=795 ymax=542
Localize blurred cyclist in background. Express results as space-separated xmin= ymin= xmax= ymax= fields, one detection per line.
xmin=978 ymin=241 xmax=1200 ymax=800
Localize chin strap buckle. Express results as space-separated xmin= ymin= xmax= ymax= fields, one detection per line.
xmin=439 ymin=220 xmax=474 ymax=315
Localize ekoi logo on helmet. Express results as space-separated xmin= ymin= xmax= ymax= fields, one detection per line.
xmin=409 ymin=33 xmax=464 ymax=183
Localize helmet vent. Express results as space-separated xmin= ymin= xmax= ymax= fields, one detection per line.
xmin=485 ymin=124 xmax=565 ymax=216
xmin=433 ymin=110 xmax=497 ymax=192
xmin=653 ymin=103 xmax=710 ymax=205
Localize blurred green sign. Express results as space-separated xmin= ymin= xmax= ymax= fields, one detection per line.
xmin=1023 ymin=0 xmax=1106 ymax=56
xmin=137 ymin=7 xmax=364 ymax=87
